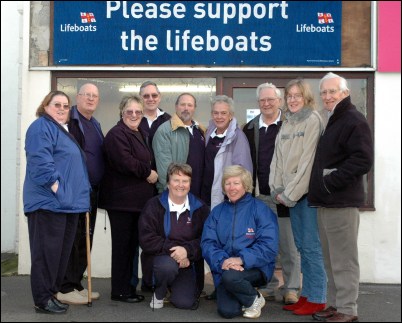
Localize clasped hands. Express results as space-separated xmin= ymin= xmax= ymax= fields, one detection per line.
xmin=170 ymin=246 xmax=190 ymax=268
xmin=222 ymin=257 xmax=244 ymax=271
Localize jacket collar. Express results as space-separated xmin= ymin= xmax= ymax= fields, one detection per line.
xmin=170 ymin=113 xmax=206 ymax=134
xmin=285 ymin=107 xmax=313 ymax=123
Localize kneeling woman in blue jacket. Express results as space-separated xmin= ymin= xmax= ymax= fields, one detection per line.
xmin=201 ymin=165 xmax=279 ymax=319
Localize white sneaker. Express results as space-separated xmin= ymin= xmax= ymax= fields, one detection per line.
xmin=243 ymin=292 xmax=266 ymax=319
xmin=56 ymin=289 xmax=88 ymax=305
xmin=149 ymin=294 xmax=164 ymax=309
xmin=78 ymin=288 xmax=100 ymax=300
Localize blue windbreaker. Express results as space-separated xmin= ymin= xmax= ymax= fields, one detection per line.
xmin=201 ymin=193 xmax=279 ymax=287
xmin=23 ymin=115 xmax=90 ymax=213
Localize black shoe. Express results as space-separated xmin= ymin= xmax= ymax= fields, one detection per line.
xmin=206 ymin=289 xmax=217 ymax=301
xmin=111 ymin=294 xmax=144 ymax=303
xmin=130 ymin=293 xmax=145 ymax=302
xmin=191 ymin=298 xmax=200 ymax=310
xmin=34 ymin=299 xmax=67 ymax=314
xmin=52 ymin=297 xmax=69 ymax=310
xmin=130 ymin=286 xmax=145 ymax=302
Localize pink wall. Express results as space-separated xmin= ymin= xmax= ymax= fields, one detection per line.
xmin=378 ymin=1 xmax=401 ymax=72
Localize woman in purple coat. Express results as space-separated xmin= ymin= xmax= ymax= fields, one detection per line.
xmin=99 ymin=95 xmax=158 ymax=303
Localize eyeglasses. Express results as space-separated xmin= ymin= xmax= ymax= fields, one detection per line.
xmin=124 ymin=110 xmax=143 ymax=117
xmin=79 ymin=92 xmax=99 ymax=99
xmin=286 ymin=94 xmax=303 ymax=101
xmin=142 ymin=93 xmax=159 ymax=99
xmin=50 ymin=102 xmax=70 ymax=110
xmin=258 ymin=97 xmax=278 ymax=104
xmin=320 ymin=89 xmax=340 ymax=97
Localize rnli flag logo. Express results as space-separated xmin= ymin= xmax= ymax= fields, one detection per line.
xmin=81 ymin=12 xmax=96 ymax=23
xmin=317 ymin=13 xmax=334 ymax=24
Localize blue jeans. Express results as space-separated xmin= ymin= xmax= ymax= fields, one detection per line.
xmin=289 ymin=197 xmax=327 ymax=304
xmin=217 ymin=268 xmax=267 ymax=319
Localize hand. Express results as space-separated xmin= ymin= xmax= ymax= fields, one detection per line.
xmin=51 ymin=181 xmax=59 ymax=193
xmin=178 ymin=258 xmax=190 ymax=268
xmin=276 ymin=193 xmax=285 ymax=205
xmin=170 ymin=246 xmax=187 ymax=262
xmin=222 ymin=257 xmax=244 ymax=271
xmin=147 ymin=170 xmax=158 ymax=184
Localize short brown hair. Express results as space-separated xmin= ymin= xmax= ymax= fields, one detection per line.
xmin=167 ymin=163 xmax=192 ymax=183
xmin=36 ymin=91 xmax=70 ymax=117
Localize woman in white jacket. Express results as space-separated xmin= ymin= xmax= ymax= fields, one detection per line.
xmin=270 ymin=79 xmax=327 ymax=316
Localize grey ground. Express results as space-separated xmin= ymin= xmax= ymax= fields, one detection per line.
xmin=1 ymin=254 xmax=401 ymax=322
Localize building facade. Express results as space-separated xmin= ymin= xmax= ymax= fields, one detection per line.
xmin=1 ymin=1 xmax=400 ymax=283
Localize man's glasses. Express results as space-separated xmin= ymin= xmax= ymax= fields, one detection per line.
xmin=79 ymin=92 xmax=99 ymax=99
xmin=142 ymin=93 xmax=159 ymax=99
xmin=258 ymin=97 xmax=278 ymax=104
xmin=50 ymin=102 xmax=70 ymax=110
xmin=286 ymin=94 xmax=303 ymax=101
xmin=124 ymin=110 xmax=143 ymax=117
xmin=320 ymin=89 xmax=340 ymax=97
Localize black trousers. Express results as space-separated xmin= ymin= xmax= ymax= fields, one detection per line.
xmin=108 ymin=210 xmax=140 ymax=296
xmin=60 ymin=187 xmax=98 ymax=293
xmin=27 ymin=210 xmax=79 ymax=307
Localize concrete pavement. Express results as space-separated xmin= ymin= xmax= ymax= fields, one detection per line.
xmin=1 ymin=276 xmax=400 ymax=322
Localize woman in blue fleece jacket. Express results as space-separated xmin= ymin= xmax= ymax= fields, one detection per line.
xmin=23 ymin=90 xmax=90 ymax=314
xmin=201 ymin=165 xmax=278 ymax=319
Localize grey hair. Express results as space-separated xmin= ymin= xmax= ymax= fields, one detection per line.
xmin=211 ymin=95 xmax=235 ymax=115
xmin=319 ymin=72 xmax=349 ymax=92
xmin=256 ymin=83 xmax=281 ymax=99
xmin=139 ymin=81 xmax=160 ymax=94
xmin=118 ymin=94 xmax=143 ymax=118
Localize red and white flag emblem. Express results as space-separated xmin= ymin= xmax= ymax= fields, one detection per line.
xmin=317 ymin=13 xmax=334 ymax=24
xmin=81 ymin=12 xmax=96 ymax=23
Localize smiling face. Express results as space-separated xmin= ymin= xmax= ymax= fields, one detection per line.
xmin=320 ymin=77 xmax=349 ymax=112
xmin=167 ymin=171 xmax=191 ymax=204
xmin=44 ymin=94 xmax=70 ymax=124
xmin=286 ymin=85 xmax=305 ymax=113
xmin=224 ymin=176 xmax=246 ymax=203
xmin=258 ymin=87 xmax=282 ymax=122
xmin=122 ymin=101 xmax=143 ymax=131
xmin=140 ymin=84 xmax=161 ymax=115
xmin=212 ymin=101 xmax=232 ymax=134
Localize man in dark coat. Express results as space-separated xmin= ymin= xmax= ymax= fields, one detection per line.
xmin=308 ymin=73 xmax=374 ymax=323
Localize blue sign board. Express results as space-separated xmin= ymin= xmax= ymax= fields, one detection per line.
xmin=53 ymin=1 xmax=342 ymax=66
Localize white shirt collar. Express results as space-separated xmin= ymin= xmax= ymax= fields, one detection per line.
xmin=145 ymin=108 xmax=164 ymax=127
xmin=259 ymin=110 xmax=281 ymax=129
xmin=210 ymin=128 xmax=227 ymax=139
xmin=168 ymin=196 xmax=190 ymax=219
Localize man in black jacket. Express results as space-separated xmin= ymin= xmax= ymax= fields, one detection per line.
xmin=57 ymin=83 xmax=105 ymax=305
xmin=308 ymin=73 xmax=373 ymax=323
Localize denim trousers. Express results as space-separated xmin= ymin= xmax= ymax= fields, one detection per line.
xmin=289 ymin=197 xmax=327 ymax=304
xmin=216 ymin=268 xmax=266 ymax=319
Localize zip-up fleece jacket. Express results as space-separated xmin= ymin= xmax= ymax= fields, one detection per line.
xmin=139 ymin=190 xmax=210 ymax=261
xmin=23 ymin=114 xmax=90 ymax=213
xmin=201 ymin=193 xmax=279 ymax=287
xmin=152 ymin=113 xmax=206 ymax=192
xmin=269 ymin=107 xmax=323 ymax=207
